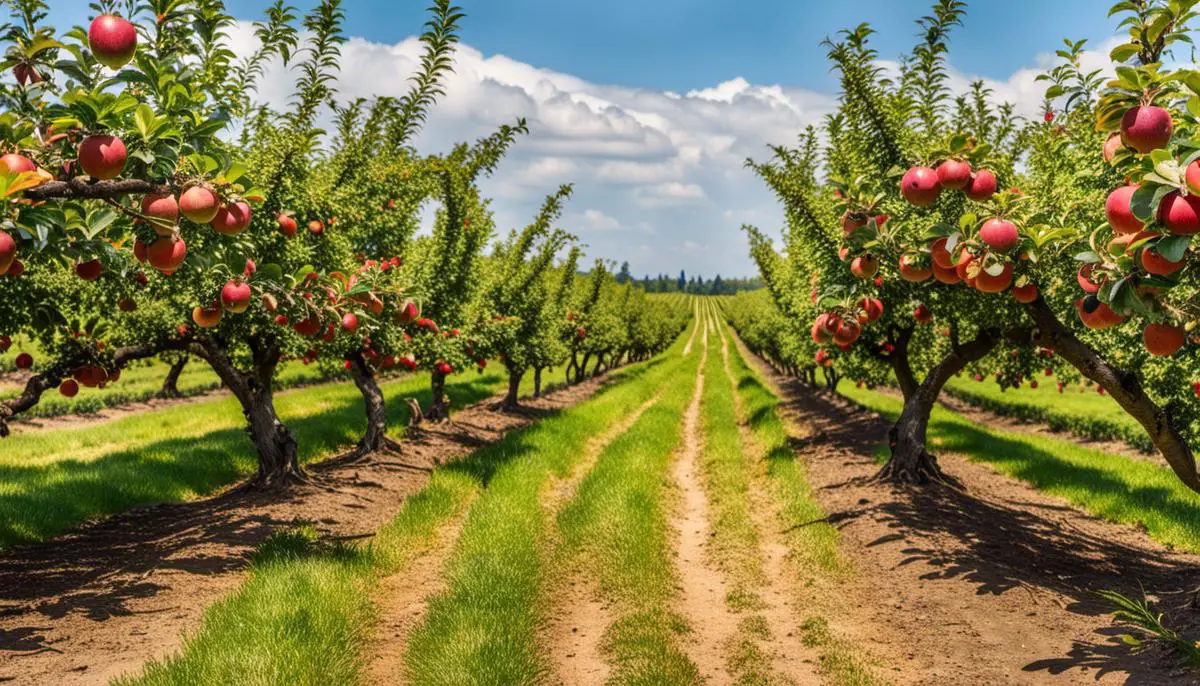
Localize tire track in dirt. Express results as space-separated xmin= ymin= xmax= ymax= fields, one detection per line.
xmin=715 ymin=322 xmax=823 ymax=685
xmin=669 ymin=308 xmax=743 ymax=682
xmin=543 ymin=391 xmax=666 ymax=686
xmin=683 ymin=298 xmax=701 ymax=356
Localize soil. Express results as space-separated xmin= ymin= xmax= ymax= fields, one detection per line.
xmin=740 ymin=341 xmax=1200 ymax=686
xmin=0 ymin=377 xmax=608 ymax=686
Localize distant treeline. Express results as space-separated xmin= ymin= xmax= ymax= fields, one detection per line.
xmin=612 ymin=263 xmax=764 ymax=295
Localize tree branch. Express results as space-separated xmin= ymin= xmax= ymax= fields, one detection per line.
xmin=24 ymin=177 xmax=174 ymax=201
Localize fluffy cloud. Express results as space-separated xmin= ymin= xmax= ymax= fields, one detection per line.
xmin=235 ymin=24 xmax=1088 ymax=278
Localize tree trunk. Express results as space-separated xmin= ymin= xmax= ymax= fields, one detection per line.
xmin=592 ymin=352 xmax=604 ymax=378
xmin=158 ymin=355 xmax=188 ymax=399
xmin=576 ymin=352 xmax=591 ymax=384
xmin=876 ymin=328 xmax=1002 ymax=486
xmin=534 ymin=367 xmax=544 ymax=398
xmin=197 ymin=338 xmax=302 ymax=487
xmin=426 ymin=368 xmax=450 ymax=421
xmin=502 ymin=367 xmax=524 ymax=411
xmin=1025 ymin=298 xmax=1200 ymax=493
xmin=348 ymin=352 xmax=388 ymax=456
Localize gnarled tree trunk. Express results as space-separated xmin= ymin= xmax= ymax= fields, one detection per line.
xmin=158 ymin=355 xmax=188 ymax=399
xmin=576 ymin=352 xmax=591 ymax=384
xmin=426 ymin=368 xmax=450 ymax=422
xmin=533 ymin=367 xmax=544 ymax=398
xmin=348 ymin=351 xmax=389 ymax=456
xmin=502 ymin=367 xmax=524 ymax=411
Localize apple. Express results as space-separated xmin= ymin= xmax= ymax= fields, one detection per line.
xmin=930 ymin=237 xmax=954 ymax=269
xmin=1144 ymin=322 xmax=1185 ymax=356
xmin=309 ymin=220 xmax=324 ymax=235
xmin=0 ymin=153 xmax=35 ymax=175
xmin=78 ymin=135 xmax=127 ymax=179
xmin=1103 ymin=133 xmax=1126 ymax=163
xmin=140 ymin=193 xmax=179 ymax=234
xmin=59 ymin=379 xmax=80 ymax=398
xmin=979 ymin=218 xmax=1019 ymax=252
xmin=936 ymin=159 xmax=971 ymax=189
xmin=1158 ymin=191 xmax=1200 ymax=235
xmin=293 ymin=315 xmax=323 ymax=337
xmin=850 ymin=255 xmax=878 ymax=279
xmin=859 ymin=297 xmax=884 ymax=323
xmin=833 ymin=319 xmax=861 ymax=346
xmin=1141 ymin=246 xmax=1184 ymax=276
xmin=74 ymin=365 xmax=108 ymax=388
xmin=0 ymin=230 xmax=15 ymax=275
xmin=1077 ymin=264 xmax=1103 ymax=294
xmin=900 ymin=166 xmax=941 ymax=206
xmin=75 ymin=259 xmax=102 ymax=281
xmin=221 ymin=280 xmax=252 ymax=313
xmin=88 ymin=14 xmax=138 ymax=69
xmin=932 ymin=262 xmax=962 ymax=285
xmin=975 ymin=262 xmax=1014 ymax=293
xmin=436 ymin=361 xmax=453 ymax=375
xmin=211 ymin=201 xmax=252 ymax=235
xmin=841 ymin=212 xmax=866 ymax=235
xmin=277 ymin=213 xmax=297 ymax=237
xmin=1105 ymin=185 xmax=1143 ymax=234
xmin=179 ymin=186 xmax=220 ymax=223
xmin=1121 ymin=105 xmax=1172 ymax=154
xmin=341 ymin=312 xmax=359 ymax=331
xmin=1011 ymin=283 xmax=1038 ymax=303
xmin=964 ymin=169 xmax=998 ymax=202
xmin=192 ymin=302 xmax=222 ymax=328
xmin=118 ymin=297 xmax=137 ymax=312
xmin=15 ymin=352 xmax=33 ymax=369
xmin=147 ymin=236 xmax=187 ymax=275
xmin=396 ymin=300 xmax=420 ymax=325
xmin=0 ymin=336 xmax=9 ymax=353
xmin=913 ymin=304 xmax=932 ymax=324
xmin=898 ymin=255 xmax=932 ymax=282
xmin=1075 ymin=297 xmax=1125 ymax=330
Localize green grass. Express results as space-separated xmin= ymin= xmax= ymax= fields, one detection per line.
xmin=725 ymin=323 xmax=885 ymax=685
xmin=840 ymin=384 xmax=1200 ymax=552
xmin=405 ymin=334 xmax=690 ymax=684
xmin=556 ymin=332 xmax=702 ymax=684
xmin=944 ymin=374 xmax=1162 ymax=453
xmin=118 ymin=332 xmax=688 ymax=686
xmin=0 ymin=369 xmax=507 ymax=549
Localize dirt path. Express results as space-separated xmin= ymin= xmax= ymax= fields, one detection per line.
xmin=0 ymin=378 xmax=608 ymax=686
xmin=738 ymin=343 xmax=1200 ymax=685
xmin=716 ymin=324 xmax=823 ymax=685
xmin=544 ymin=392 xmax=664 ymax=686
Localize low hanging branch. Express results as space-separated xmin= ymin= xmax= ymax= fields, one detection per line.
xmin=23 ymin=178 xmax=173 ymax=202
xmin=1023 ymin=298 xmax=1200 ymax=495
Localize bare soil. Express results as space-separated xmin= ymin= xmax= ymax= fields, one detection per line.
xmin=0 ymin=377 xmax=607 ymax=686
xmin=744 ymin=350 xmax=1200 ymax=685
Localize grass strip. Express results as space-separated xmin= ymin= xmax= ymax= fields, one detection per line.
xmin=0 ymin=370 xmax=506 ymax=549
xmin=839 ymin=384 xmax=1200 ymax=553
xmin=555 ymin=324 xmax=704 ymax=684
xmin=404 ymin=335 xmax=691 ymax=684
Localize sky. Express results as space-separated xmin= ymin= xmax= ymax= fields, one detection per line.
xmin=49 ymin=1 xmax=1123 ymax=279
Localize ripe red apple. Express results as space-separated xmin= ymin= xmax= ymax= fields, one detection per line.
xmin=1120 ymin=105 xmax=1172 ymax=154
xmin=1141 ymin=246 xmax=1184 ymax=275
xmin=436 ymin=361 xmax=453 ymax=375
xmin=59 ymin=379 xmax=80 ymax=398
xmin=964 ymin=169 xmax=998 ymax=202
xmin=1103 ymin=133 xmax=1126 ymax=163
xmin=898 ymin=255 xmax=932 ymax=282
xmin=932 ymin=262 xmax=961 ymax=285
xmin=147 ymin=236 xmax=187 ymax=275
xmin=0 ymin=153 xmax=35 ymax=175
xmin=78 ymin=135 xmax=126 ymax=179
xmin=1144 ymin=322 xmax=1184 ymax=356
xmin=936 ymin=159 xmax=972 ymax=189
xmin=833 ymin=320 xmax=861 ymax=346
xmin=913 ymin=304 xmax=932 ymax=324
xmin=1077 ymin=264 xmax=1103 ymax=294
xmin=900 ymin=166 xmax=941 ymax=206
xmin=118 ymin=297 xmax=137 ymax=312
xmin=341 ymin=312 xmax=359 ymax=331
xmin=0 ymin=336 xmax=9 ymax=353
xmin=841 ymin=212 xmax=866 ymax=235
xmin=1075 ymin=297 xmax=1124 ymax=330
xmin=979 ymin=218 xmax=1019 ymax=252
xmin=192 ymin=302 xmax=222 ymax=328
xmin=1186 ymin=161 xmax=1200 ymax=196
xmin=309 ymin=220 xmax=324 ymax=235
xmin=7 ymin=259 xmax=26 ymax=277
xmin=0 ymin=229 xmax=15 ymax=275
xmin=220 ymin=280 xmax=252 ymax=313
xmin=15 ymin=352 xmax=33 ymax=369
xmin=930 ymin=237 xmax=954 ymax=269
xmin=811 ymin=319 xmax=832 ymax=344
xmin=975 ymin=262 xmax=1014 ymax=293
xmin=1158 ymin=191 xmax=1200 ymax=235
xmin=277 ymin=213 xmax=297 ymax=237
xmin=75 ymin=259 xmax=102 ymax=281
xmin=859 ymin=297 xmax=884 ymax=323
xmin=293 ymin=315 xmax=323 ymax=337
xmin=850 ymin=255 xmax=878 ymax=279
xmin=179 ymin=186 xmax=220 ymax=223
xmin=88 ymin=14 xmax=138 ymax=69
xmin=1105 ymin=185 xmax=1143 ymax=234
xmin=211 ymin=201 xmax=252 ymax=235
xmin=140 ymin=193 xmax=178 ymax=234
xmin=74 ymin=365 xmax=108 ymax=388
xmin=1194 ymin=381 xmax=1200 ymax=399
xmin=1011 ymin=283 xmax=1038 ymax=303
xmin=396 ymin=300 xmax=420 ymax=325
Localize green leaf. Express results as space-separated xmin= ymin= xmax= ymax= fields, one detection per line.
xmin=258 ymin=263 xmax=284 ymax=283
xmin=1156 ymin=234 xmax=1191 ymax=262
xmin=1110 ymin=43 xmax=1139 ymax=63
xmin=1075 ymin=251 xmax=1101 ymax=263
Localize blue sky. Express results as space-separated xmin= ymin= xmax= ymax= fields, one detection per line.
xmin=49 ymin=1 xmax=1122 ymax=278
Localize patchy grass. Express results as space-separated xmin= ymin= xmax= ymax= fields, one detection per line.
xmin=0 ymin=370 xmax=506 ymax=549
xmin=840 ymin=384 xmax=1200 ymax=553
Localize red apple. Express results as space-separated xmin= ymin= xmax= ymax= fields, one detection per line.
xmin=75 ymin=259 xmax=102 ymax=281
xmin=979 ymin=218 xmax=1019 ymax=252
xmin=59 ymin=379 xmax=80 ymax=398
xmin=78 ymin=135 xmax=127 ymax=179
xmin=221 ymin=280 xmax=252 ymax=313
xmin=15 ymin=352 xmax=33 ymax=369
xmin=118 ymin=297 xmax=137 ymax=312
xmin=88 ymin=14 xmax=138 ymax=69
xmin=0 ymin=153 xmax=35 ymax=175
xmin=898 ymin=255 xmax=932 ymax=282
xmin=930 ymin=237 xmax=954 ymax=269
xmin=12 ymin=63 xmax=42 ymax=86
xmin=1158 ymin=191 xmax=1200 ymax=235
xmin=1144 ymin=322 xmax=1184 ymax=356
xmin=1121 ymin=105 xmax=1172 ymax=154
xmin=936 ymin=159 xmax=971 ymax=189
xmin=859 ymin=297 xmax=884 ymax=323
xmin=341 ymin=312 xmax=359 ymax=331
xmin=1105 ymin=185 xmax=1143 ymax=234
xmin=140 ymin=193 xmax=179 ymax=234
xmin=277 ymin=213 xmax=297 ymax=237
xmin=211 ymin=201 xmax=252 ymax=235
xmin=964 ymin=169 xmax=998 ymax=202
xmin=179 ymin=186 xmax=220 ymax=223
xmin=1103 ymin=133 xmax=1126 ymax=163
xmin=309 ymin=220 xmax=324 ymax=235
xmin=0 ymin=229 xmax=15 ymax=275
xmin=1077 ymin=264 xmax=1103 ymax=294
xmin=900 ymin=166 xmax=941 ymax=206
xmin=1011 ymin=283 xmax=1038 ymax=303
xmin=850 ymin=255 xmax=878 ymax=279
xmin=147 ymin=236 xmax=187 ymax=275
xmin=833 ymin=319 xmax=861 ymax=346
xmin=932 ymin=262 xmax=961 ymax=285
xmin=913 ymin=304 xmax=932 ymax=324
xmin=1141 ymin=246 xmax=1184 ymax=275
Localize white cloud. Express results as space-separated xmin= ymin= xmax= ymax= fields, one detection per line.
xmin=580 ymin=209 xmax=621 ymax=231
